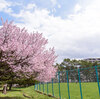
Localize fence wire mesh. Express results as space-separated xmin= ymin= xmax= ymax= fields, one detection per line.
xmin=34 ymin=66 xmax=100 ymax=99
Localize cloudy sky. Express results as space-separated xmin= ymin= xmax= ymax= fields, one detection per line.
xmin=0 ymin=0 xmax=100 ymax=63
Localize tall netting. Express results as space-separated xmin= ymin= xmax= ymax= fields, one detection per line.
xmin=34 ymin=66 xmax=100 ymax=99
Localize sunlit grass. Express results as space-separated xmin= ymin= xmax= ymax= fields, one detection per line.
xmin=0 ymin=82 xmax=99 ymax=99
xmin=38 ymin=82 xmax=100 ymax=99
xmin=0 ymin=86 xmax=54 ymax=99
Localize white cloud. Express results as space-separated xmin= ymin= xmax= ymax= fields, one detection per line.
xmin=0 ymin=0 xmax=12 ymax=13
xmin=58 ymin=4 xmax=61 ymax=8
xmin=3 ymin=0 xmax=100 ymax=63
xmin=0 ymin=0 xmax=9 ymax=11
xmin=51 ymin=8 xmax=56 ymax=13
xmin=50 ymin=0 xmax=57 ymax=6
xmin=26 ymin=3 xmax=37 ymax=10
xmin=74 ymin=4 xmax=81 ymax=13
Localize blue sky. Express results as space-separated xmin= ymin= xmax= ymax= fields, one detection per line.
xmin=0 ymin=0 xmax=79 ymax=21
xmin=0 ymin=0 xmax=100 ymax=63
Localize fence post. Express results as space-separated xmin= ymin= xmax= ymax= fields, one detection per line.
xmin=37 ymin=84 xmax=38 ymax=91
xmin=36 ymin=84 xmax=37 ymax=89
xmin=34 ymin=84 xmax=35 ymax=90
xmin=47 ymin=82 xmax=49 ymax=95
xmin=52 ymin=79 xmax=54 ymax=96
xmin=95 ymin=66 xmax=100 ymax=96
xmin=35 ymin=84 xmax=37 ymax=90
xmin=66 ymin=71 xmax=70 ymax=99
xmin=35 ymin=84 xmax=36 ymax=90
xmin=78 ymin=68 xmax=83 ymax=99
xmin=39 ymin=83 xmax=40 ymax=91
xmin=58 ymin=71 xmax=61 ymax=99
xmin=40 ymin=82 xmax=41 ymax=91
xmin=43 ymin=82 xmax=44 ymax=93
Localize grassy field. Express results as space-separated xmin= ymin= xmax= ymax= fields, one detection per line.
xmin=37 ymin=82 xmax=100 ymax=99
xmin=0 ymin=82 xmax=99 ymax=99
xmin=0 ymin=86 xmax=54 ymax=99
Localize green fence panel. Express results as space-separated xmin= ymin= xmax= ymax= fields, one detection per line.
xmin=58 ymin=71 xmax=61 ymax=99
xmin=43 ymin=83 xmax=44 ymax=93
xmin=34 ymin=65 xmax=100 ymax=99
xmin=95 ymin=66 xmax=100 ymax=96
xmin=52 ymin=79 xmax=54 ymax=96
xmin=78 ymin=69 xmax=83 ymax=99
xmin=66 ymin=70 xmax=70 ymax=99
xmin=47 ymin=82 xmax=48 ymax=95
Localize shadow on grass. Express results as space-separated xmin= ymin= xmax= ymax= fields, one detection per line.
xmin=0 ymin=89 xmax=21 ymax=92
xmin=35 ymin=90 xmax=59 ymax=99
xmin=0 ymin=97 xmax=24 ymax=99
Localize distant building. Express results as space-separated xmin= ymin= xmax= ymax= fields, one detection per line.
xmin=84 ymin=58 xmax=100 ymax=63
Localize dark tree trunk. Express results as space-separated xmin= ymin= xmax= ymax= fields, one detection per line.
xmin=2 ymin=84 xmax=7 ymax=94
xmin=9 ymin=83 xmax=12 ymax=90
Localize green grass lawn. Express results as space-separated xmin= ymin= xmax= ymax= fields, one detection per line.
xmin=0 ymin=86 xmax=54 ymax=99
xmin=0 ymin=82 xmax=99 ymax=99
xmin=36 ymin=82 xmax=100 ymax=99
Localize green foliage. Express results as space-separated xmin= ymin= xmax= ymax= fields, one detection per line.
xmin=55 ymin=58 xmax=100 ymax=83
xmin=0 ymin=58 xmax=37 ymax=87
xmin=15 ymin=78 xmax=38 ymax=87
xmin=56 ymin=58 xmax=100 ymax=71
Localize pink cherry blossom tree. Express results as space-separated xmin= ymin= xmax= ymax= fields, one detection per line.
xmin=0 ymin=19 xmax=57 ymax=94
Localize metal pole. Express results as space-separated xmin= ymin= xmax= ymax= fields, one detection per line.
xmin=47 ymin=82 xmax=49 ymax=95
xmin=40 ymin=82 xmax=41 ymax=91
xmin=52 ymin=79 xmax=54 ymax=96
xmin=34 ymin=84 xmax=36 ymax=90
xmin=58 ymin=71 xmax=61 ymax=99
xmin=66 ymin=71 xmax=70 ymax=99
xmin=95 ymin=66 xmax=100 ymax=96
xmin=36 ymin=84 xmax=38 ymax=90
xmin=43 ymin=82 xmax=44 ymax=93
xmin=37 ymin=84 xmax=38 ymax=90
xmin=39 ymin=83 xmax=40 ymax=91
xmin=78 ymin=69 xmax=83 ymax=99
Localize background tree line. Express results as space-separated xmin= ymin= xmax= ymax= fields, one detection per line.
xmin=55 ymin=58 xmax=100 ymax=83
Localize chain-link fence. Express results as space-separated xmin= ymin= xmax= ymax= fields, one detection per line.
xmin=34 ymin=66 xmax=100 ymax=99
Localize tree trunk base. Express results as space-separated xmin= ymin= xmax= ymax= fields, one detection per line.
xmin=9 ymin=84 xmax=12 ymax=91
xmin=2 ymin=84 xmax=7 ymax=94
